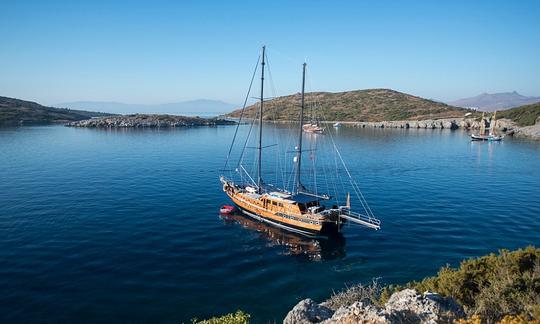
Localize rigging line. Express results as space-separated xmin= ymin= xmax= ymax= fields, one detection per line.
xmin=325 ymin=118 xmax=341 ymax=198
xmin=264 ymin=52 xmax=280 ymax=187
xmin=320 ymin=135 xmax=333 ymax=205
xmin=266 ymin=47 xmax=303 ymax=66
xmin=223 ymin=54 xmax=261 ymax=172
xmin=236 ymin=103 xmax=258 ymax=170
xmin=265 ymin=52 xmax=278 ymax=107
xmin=311 ymin=136 xmax=318 ymax=197
xmin=240 ymin=164 xmax=257 ymax=186
xmin=334 ymin=146 xmax=346 ymax=205
xmin=328 ymin=125 xmax=374 ymax=217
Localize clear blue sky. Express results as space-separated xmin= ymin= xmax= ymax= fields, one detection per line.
xmin=1 ymin=0 xmax=539 ymax=105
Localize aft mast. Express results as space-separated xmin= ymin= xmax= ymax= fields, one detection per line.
xmin=257 ymin=46 xmax=266 ymax=194
xmin=295 ymin=63 xmax=307 ymax=194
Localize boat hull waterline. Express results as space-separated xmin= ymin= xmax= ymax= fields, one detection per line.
xmin=221 ymin=178 xmax=379 ymax=237
xmin=471 ymin=134 xmax=503 ymax=141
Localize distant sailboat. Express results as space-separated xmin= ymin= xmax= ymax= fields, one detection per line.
xmin=303 ymin=123 xmax=325 ymax=134
xmin=220 ymin=46 xmax=380 ymax=237
xmin=471 ymin=111 xmax=503 ymax=141
xmin=302 ymin=93 xmax=325 ymax=134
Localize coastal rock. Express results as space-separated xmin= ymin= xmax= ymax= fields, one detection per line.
xmin=385 ymin=289 xmax=465 ymax=324
xmin=323 ymin=302 xmax=391 ymax=323
xmin=283 ymin=299 xmax=333 ymax=324
xmin=65 ymin=114 xmax=235 ymax=128
xmin=514 ymin=123 xmax=540 ymax=140
xmin=442 ymin=120 xmax=459 ymax=130
xmin=285 ymin=289 xmax=464 ymax=324
xmin=496 ymin=118 xmax=516 ymax=133
xmin=349 ymin=118 xmax=463 ymax=130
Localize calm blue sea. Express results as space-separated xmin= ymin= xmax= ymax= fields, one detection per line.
xmin=1 ymin=124 xmax=539 ymax=323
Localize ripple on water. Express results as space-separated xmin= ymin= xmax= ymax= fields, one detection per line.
xmin=0 ymin=125 xmax=539 ymax=322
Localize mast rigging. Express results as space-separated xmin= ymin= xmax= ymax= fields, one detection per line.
xmin=257 ymin=46 xmax=265 ymax=194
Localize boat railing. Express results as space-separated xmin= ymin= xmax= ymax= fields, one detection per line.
xmin=339 ymin=208 xmax=381 ymax=230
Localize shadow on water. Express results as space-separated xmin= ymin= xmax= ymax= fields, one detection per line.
xmin=219 ymin=212 xmax=346 ymax=262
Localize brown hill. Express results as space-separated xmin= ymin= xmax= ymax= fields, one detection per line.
xmin=226 ymin=89 xmax=473 ymax=122
xmin=0 ymin=96 xmax=112 ymax=126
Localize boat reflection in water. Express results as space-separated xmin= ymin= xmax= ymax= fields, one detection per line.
xmin=220 ymin=211 xmax=346 ymax=261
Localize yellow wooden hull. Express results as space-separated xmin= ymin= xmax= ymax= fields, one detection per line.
xmin=226 ymin=191 xmax=325 ymax=235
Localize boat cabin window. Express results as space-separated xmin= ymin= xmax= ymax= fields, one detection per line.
xmin=271 ymin=201 xmax=277 ymax=206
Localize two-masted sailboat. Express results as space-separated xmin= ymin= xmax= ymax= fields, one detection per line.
xmin=471 ymin=111 xmax=503 ymax=141
xmin=302 ymin=95 xmax=325 ymax=134
xmin=220 ymin=46 xmax=380 ymax=237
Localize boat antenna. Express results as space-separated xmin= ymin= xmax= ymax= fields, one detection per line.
xmin=257 ymin=45 xmax=266 ymax=194
xmin=295 ymin=62 xmax=307 ymax=194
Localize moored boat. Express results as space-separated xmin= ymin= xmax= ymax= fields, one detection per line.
xmin=220 ymin=46 xmax=380 ymax=237
xmin=471 ymin=134 xmax=503 ymax=141
xmin=471 ymin=111 xmax=503 ymax=141
xmin=303 ymin=123 xmax=325 ymax=134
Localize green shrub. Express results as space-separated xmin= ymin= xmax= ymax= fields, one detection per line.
xmin=192 ymin=310 xmax=250 ymax=324
xmin=498 ymin=103 xmax=540 ymax=126
xmin=381 ymin=246 xmax=540 ymax=322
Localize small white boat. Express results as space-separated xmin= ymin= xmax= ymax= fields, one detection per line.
xmin=471 ymin=134 xmax=503 ymax=141
xmin=333 ymin=122 xmax=341 ymax=128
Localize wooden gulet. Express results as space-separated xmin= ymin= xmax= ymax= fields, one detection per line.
xmin=220 ymin=46 xmax=380 ymax=237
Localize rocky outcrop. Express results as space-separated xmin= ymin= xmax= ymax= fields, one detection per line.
xmin=341 ymin=116 xmax=540 ymax=140
xmin=383 ymin=289 xmax=465 ymax=323
xmin=284 ymin=289 xmax=465 ymax=324
xmin=514 ymin=124 xmax=540 ymax=140
xmin=284 ymin=299 xmax=334 ymax=324
xmin=488 ymin=118 xmax=540 ymax=140
xmin=494 ymin=117 xmax=540 ymax=140
xmin=349 ymin=118 xmax=469 ymax=130
xmin=65 ymin=114 xmax=235 ymax=128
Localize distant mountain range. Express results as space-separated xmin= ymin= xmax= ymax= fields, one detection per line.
xmin=0 ymin=96 xmax=111 ymax=126
xmin=55 ymin=99 xmax=237 ymax=116
xmin=448 ymin=91 xmax=540 ymax=111
xmin=227 ymin=88 xmax=472 ymax=122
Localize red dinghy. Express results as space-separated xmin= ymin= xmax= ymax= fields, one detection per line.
xmin=220 ymin=205 xmax=236 ymax=214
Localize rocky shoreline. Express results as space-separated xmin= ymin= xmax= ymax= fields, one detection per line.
xmin=337 ymin=117 xmax=540 ymax=140
xmin=284 ymin=289 xmax=465 ymax=324
xmin=65 ymin=114 xmax=235 ymax=128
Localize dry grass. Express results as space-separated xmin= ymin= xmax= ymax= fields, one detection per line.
xmin=323 ymin=278 xmax=383 ymax=311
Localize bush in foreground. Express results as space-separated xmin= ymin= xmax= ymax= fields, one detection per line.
xmin=199 ymin=247 xmax=539 ymax=323
xmin=380 ymin=246 xmax=540 ymax=322
xmin=191 ymin=310 xmax=250 ymax=324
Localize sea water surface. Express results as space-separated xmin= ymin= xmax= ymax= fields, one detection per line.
xmin=1 ymin=124 xmax=539 ymax=323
